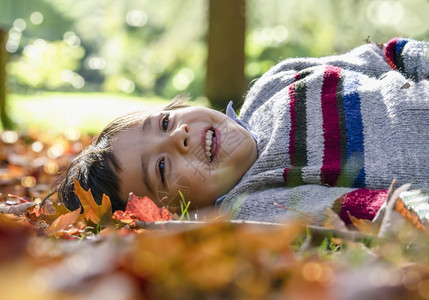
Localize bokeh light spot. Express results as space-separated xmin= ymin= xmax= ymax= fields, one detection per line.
xmin=13 ymin=18 xmax=27 ymax=31
xmin=31 ymin=141 xmax=44 ymax=153
xmin=63 ymin=31 xmax=81 ymax=48
xmin=117 ymin=78 xmax=135 ymax=93
xmin=272 ymin=25 xmax=289 ymax=43
xmin=87 ymin=56 xmax=106 ymax=70
xmin=367 ymin=0 xmax=404 ymax=25
xmin=47 ymin=144 xmax=64 ymax=159
xmin=64 ymin=127 xmax=81 ymax=141
xmin=21 ymin=176 xmax=36 ymax=188
xmin=61 ymin=69 xmax=74 ymax=83
xmin=44 ymin=161 xmax=59 ymax=175
xmin=30 ymin=11 xmax=44 ymax=25
xmin=2 ymin=131 xmax=18 ymax=143
xmin=126 ymin=10 xmax=148 ymax=27
xmin=6 ymin=28 xmax=21 ymax=53
xmin=71 ymin=75 xmax=85 ymax=89
xmin=302 ymin=262 xmax=323 ymax=282
xmin=173 ymin=68 xmax=194 ymax=91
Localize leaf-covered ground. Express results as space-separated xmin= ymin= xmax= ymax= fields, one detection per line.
xmin=1 ymin=129 xmax=429 ymax=300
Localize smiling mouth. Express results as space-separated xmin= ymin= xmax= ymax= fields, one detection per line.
xmin=204 ymin=128 xmax=217 ymax=162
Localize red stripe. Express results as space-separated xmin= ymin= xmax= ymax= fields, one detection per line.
xmin=384 ymin=37 xmax=398 ymax=70
xmin=283 ymin=72 xmax=302 ymax=183
xmin=287 ymin=72 xmax=301 ymax=167
xmin=288 ymin=82 xmax=297 ymax=166
xmin=321 ymin=66 xmax=342 ymax=186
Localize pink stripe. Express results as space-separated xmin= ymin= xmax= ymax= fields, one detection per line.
xmin=321 ymin=66 xmax=341 ymax=186
xmin=384 ymin=37 xmax=398 ymax=70
xmin=284 ymin=72 xmax=303 ymax=183
xmin=287 ymin=73 xmax=301 ymax=167
xmin=288 ymin=82 xmax=297 ymax=166
xmin=339 ymin=189 xmax=388 ymax=224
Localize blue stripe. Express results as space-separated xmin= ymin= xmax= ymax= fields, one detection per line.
xmin=342 ymin=72 xmax=366 ymax=187
xmin=395 ymin=38 xmax=408 ymax=55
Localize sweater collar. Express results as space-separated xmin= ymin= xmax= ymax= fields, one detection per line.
xmin=215 ymin=102 xmax=258 ymax=208
xmin=226 ymin=101 xmax=258 ymax=142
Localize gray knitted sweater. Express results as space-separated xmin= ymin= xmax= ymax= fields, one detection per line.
xmin=220 ymin=38 xmax=429 ymax=223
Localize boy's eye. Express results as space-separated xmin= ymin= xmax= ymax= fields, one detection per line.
xmin=161 ymin=113 xmax=170 ymax=132
xmin=158 ymin=158 xmax=165 ymax=183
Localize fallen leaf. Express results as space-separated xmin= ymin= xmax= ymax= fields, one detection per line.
xmin=46 ymin=209 xmax=81 ymax=237
xmin=112 ymin=210 xmax=138 ymax=226
xmin=348 ymin=213 xmax=380 ymax=236
xmin=38 ymin=199 xmax=74 ymax=226
xmin=323 ymin=207 xmax=348 ymax=232
xmin=395 ymin=198 xmax=425 ymax=231
xmin=73 ymin=178 xmax=112 ymax=224
xmin=51 ymin=226 xmax=85 ymax=240
xmin=0 ymin=202 xmax=37 ymax=216
xmin=40 ymin=199 xmax=57 ymax=215
xmin=126 ymin=193 xmax=172 ymax=223
xmin=0 ymin=214 xmax=32 ymax=262
xmin=378 ymin=183 xmax=411 ymax=238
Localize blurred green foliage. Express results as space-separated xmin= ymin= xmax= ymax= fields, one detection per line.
xmin=0 ymin=0 xmax=428 ymax=100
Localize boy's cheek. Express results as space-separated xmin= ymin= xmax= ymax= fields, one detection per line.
xmin=155 ymin=172 xmax=193 ymax=208
xmin=219 ymin=126 xmax=248 ymax=155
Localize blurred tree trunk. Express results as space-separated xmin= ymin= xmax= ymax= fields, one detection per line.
xmin=0 ymin=28 xmax=12 ymax=129
xmin=206 ymin=0 xmax=246 ymax=110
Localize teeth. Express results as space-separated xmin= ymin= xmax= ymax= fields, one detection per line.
xmin=205 ymin=129 xmax=214 ymax=161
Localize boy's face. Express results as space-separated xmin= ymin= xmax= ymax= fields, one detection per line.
xmin=110 ymin=106 xmax=258 ymax=212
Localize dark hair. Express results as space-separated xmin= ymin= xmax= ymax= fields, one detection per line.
xmin=57 ymin=95 xmax=189 ymax=212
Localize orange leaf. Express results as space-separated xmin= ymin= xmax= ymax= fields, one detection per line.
xmin=46 ymin=208 xmax=81 ymax=236
xmin=113 ymin=210 xmax=138 ymax=226
xmin=73 ymin=178 xmax=112 ymax=224
xmin=348 ymin=213 xmax=380 ymax=236
xmin=40 ymin=199 xmax=72 ymax=225
xmin=395 ymin=198 xmax=425 ymax=231
xmin=126 ymin=193 xmax=172 ymax=222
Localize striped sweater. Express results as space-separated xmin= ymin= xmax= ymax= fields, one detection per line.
xmin=220 ymin=38 xmax=429 ymax=224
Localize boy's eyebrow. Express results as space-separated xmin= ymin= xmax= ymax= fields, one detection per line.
xmin=140 ymin=116 xmax=154 ymax=194
xmin=141 ymin=154 xmax=154 ymax=195
xmin=142 ymin=116 xmax=152 ymax=133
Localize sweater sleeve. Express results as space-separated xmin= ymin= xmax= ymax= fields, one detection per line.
xmin=222 ymin=184 xmax=387 ymax=225
xmin=384 ymin=37 xmax=429 ymax=81
xmin=240 ymin=41 xmax=392 ymax=120
xmin=262 ymin=42 xmax=391 ymax=78
xmin=332 ymin=188 xmax=388 ymax=224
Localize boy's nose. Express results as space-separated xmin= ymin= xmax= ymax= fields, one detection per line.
xmin=170 ymin=124 xmax=189 ymax=154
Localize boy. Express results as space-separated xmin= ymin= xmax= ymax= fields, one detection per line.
xmin=59 ymin=37 xmax=429 ymax=224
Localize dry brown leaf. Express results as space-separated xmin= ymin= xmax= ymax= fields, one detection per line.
xmin=378 ymin=183 xmax=411 ymax=238
xmin=72 ymin=178 xmax=112 ymax=224
xmin=41 ymin=199 xmax=74 ymax=225
xmin=348 ymin=213 xmax=380 ymax=236
xmin=46 ymin=209 xmax=81 ymax=236
xmin=0 ymin=202 xmax=37 ymax=216
xmin=323 ymin=207 xmax=348 ymax=232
